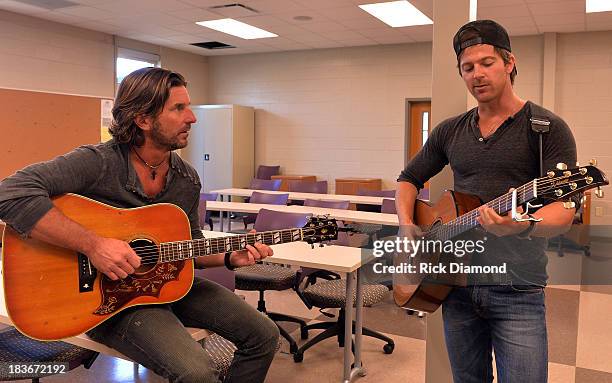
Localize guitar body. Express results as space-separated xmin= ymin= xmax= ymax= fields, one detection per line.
xmin=393 ymin=190 xmax=482 ymax=312
xmin=2 ymin=194 xmax=194 ymax=341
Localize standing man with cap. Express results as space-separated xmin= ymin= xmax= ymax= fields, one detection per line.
xmin=396 ymin=20 xmax=578 ymax=382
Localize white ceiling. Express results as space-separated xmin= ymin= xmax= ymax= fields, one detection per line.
xmin=1 ymin=0 xmax=611 ymax=56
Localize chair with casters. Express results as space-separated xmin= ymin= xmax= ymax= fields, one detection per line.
xmin=241 ymin=191 xmax=289 ymax=230
xmin=292 ymin=222 xmax=394 ymax=363
xmin=234 ymin=209 xmax=311 ymax=354
xmin=256 ymin=165 xmax=280 ymax=180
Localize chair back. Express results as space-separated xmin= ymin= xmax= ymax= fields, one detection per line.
xmin=303 ymin=199 xmax=350 ymax=210
xmin=381 ymin=198 xmax=397 ymax=214
xmin=254 ymin=209 xmax=311 ymax=232
xmin=288 ymin=180 xmax=328 ymax=194
xmin=250 ymin=191 xmax=289 ymax=205
xmin=198 ymin=193 xmax=218 ymax=229
xmin=356 ymin=188 xmax=396 ymax=198
xmin=256 ymin=165 xmax=280 ymax=180
xmin=249 ymin=178 xmax=282 ymax=191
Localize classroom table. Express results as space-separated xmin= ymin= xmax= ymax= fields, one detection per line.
xmin=202 ymin=230 xmax=376 ymax=382
xmin=206 ymin=200 xmax=399 ymax=231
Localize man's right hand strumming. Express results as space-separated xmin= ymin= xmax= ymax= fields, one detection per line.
xmin=85 ymin=237 xmax=141 ymax=280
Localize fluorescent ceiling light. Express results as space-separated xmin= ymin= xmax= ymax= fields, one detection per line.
xmin=196 ymin=18 xmax=278 ymax=39
xmin=586 ymin=0 xmax=612 ymax=13
xmin=359 ymin=1 xmax=433 ymax=27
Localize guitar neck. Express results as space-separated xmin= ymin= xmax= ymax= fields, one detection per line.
xmin=157 ymin=228 xmax=305 ymax=263
xmin=430 ymin=180 xmax=536 ymax=241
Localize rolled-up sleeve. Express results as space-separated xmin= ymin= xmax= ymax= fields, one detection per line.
xmin=0 ymin=146 xmax=105 ymax=235
xmin=398 ymin=121 xmax=450 ymax=190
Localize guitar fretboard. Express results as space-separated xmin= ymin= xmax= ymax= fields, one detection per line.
xmin=154 ymin=228 xmax=305 ymax=263
xmin=426 ymin=180 xmax=536 ymax=241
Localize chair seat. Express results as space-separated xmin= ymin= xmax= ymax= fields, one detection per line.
xmin=0 ymin=328 xmax=96 ymax=380
xmin=200 ymin=333 xmax=236 ymax=380
xmin=235 ymin=264 xmax=296 ymax=291
xmin=303 ymin=279 xmax=389 ymax=309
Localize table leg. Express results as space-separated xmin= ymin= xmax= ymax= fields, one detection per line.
xmin=353 ymin=268 xmax=366 ymax=377
xmin=219 ymin=195 xmax=224 ymax=232
xmin=343 ymin=272 xmax=355 ymax=383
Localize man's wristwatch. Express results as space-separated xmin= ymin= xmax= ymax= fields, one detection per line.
xmin=517 ymin=215 xmax=537 ymax=239
xmin=224 ymin=252 xmax=237 ymax=270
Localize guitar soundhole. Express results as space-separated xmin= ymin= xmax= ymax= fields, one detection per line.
xmin=130 ymin=238 xmax=159 ymax=274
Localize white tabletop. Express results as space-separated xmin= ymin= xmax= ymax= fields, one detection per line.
xmin=201 ymin=230 xmax=376 ymax=273
xmin=206 ymin=201 xmax=399 ymax=226
xmin=210 ymin=188 xmax=393 ymax=205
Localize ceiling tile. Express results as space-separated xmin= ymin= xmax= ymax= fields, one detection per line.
xmin=536 ymin=12 xmax=585 ymax=27
xmin=240 ymin=0 xmax=308 ymax=14
xmin=478 ymin=4 xmax=532 ymax=18
xmin=539 ymin=23 xmax=586 ymax=33
xmin=56 ymin=5 xmax=117 ymax=20
xmin=316 ymin=5 xmax=372 ymax=22
xmin=528 ymin=0 xmax=585 ymax=15
xmin=95 ymin=0 xmax=192 ymax=14
xmin=292 ymin=0 xmax=356 ymax=9
xmin=299 ymin=21 xmax=350 ymax=33
xmin=167 ymin=7 xmax=220 ymax=22
xmin=371 ymin=35 xmax=415 ymax=44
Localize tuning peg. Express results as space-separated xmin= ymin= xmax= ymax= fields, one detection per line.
xmin=311 ymin=243 xmax=315 ymax=249
xmin=580 ymin=168 xmax=588 ymax=175
xmin=563 ymin=201 xmax=576 ymax=209
xmin=547 ymin=171 xmax=555 ymax=178
xmin=589 ymin=159 xmax=598 ymax=166
xmin=556 ymin=163 xmax=568 ymax=170
xmin=595 ymin=187 xmax=604 ymax=198
xmin=576 ymin=161 xmax=580 ymax=166
xmin=569 ymin=182 xmax=577 ymax=190
xmin=555 ymin=189 xmax=563 ymax=197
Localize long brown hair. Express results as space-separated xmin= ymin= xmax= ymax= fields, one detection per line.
xmin=109 ymin=68 xmax=187 ymax=146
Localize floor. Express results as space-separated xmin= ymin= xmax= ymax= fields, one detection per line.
xmin=4 ymin=224 xmax=612 ymax=383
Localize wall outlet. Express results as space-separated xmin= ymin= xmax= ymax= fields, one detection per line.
xmin=595 ymin=206 xmax=604 ymax=217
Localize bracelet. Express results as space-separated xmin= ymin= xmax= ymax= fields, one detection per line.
xmin=517 ymin=216 xmax=537 ymax=239
xmin=224 ymin=252 xmax=237 ymax=270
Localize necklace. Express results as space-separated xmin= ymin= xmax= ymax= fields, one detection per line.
xmin=132 ymin=148 xmax=166 ymax=180
xmin=479 ymin=115 xmax=505 ymax=138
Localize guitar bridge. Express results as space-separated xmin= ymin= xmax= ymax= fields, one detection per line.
xmin=78 ymin=252 xmax=97 ymax=293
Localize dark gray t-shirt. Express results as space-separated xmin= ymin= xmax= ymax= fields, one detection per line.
xmin=0 ymin=139 xmax=203 ymax=240
xmin=398 ymin=101 xmax=578 ymax=284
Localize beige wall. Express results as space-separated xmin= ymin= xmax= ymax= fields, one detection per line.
xmin=208 ymin=36 xmax=542 ymax=192
xmin=0 ymin=10 xmax=115 ymax=98
xmin=556 ymin=31 xmax=612 ymax=226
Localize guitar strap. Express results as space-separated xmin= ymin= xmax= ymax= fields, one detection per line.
xmin=528 ymin=103 xmax=551 ymax=178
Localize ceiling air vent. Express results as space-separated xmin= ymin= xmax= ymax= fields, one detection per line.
xmin=191 ymin=41 xmax=236 ymax=50
xmin=209 ymin=3 xmax=259 ymax=17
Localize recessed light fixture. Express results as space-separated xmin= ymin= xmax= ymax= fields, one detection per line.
xmin=586 ymin=0 xmax=612 ymax=13
xmin=359 ymin=0 xmax=433 ymax=27
xmin=196 ymin=18 xmax=278 ymax=39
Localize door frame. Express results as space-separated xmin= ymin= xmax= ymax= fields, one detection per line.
xmin=404 ymin=98 xmax=431 ymax=168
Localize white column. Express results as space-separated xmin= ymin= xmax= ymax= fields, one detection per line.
xmin=426 ymin=1 xmax=471 ymax=383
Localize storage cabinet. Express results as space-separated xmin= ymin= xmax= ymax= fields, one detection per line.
xmin=181 ymin=105 xmax=254 ymax=192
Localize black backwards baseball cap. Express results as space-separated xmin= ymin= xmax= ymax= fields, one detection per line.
xmin=453 ymin=19 xmax=516 ymax=75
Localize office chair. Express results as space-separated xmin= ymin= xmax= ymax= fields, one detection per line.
xmin=234 ymin=209 xmax=311 ymax=354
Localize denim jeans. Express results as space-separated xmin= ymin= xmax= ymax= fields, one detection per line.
xmin=87 ymin=277 xmax=280 ymax=383
xmin=442 ymin=285 xmax=548 ymax=383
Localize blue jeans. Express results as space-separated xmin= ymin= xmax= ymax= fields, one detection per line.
xmin=442 ymin=285 xmax=547 ymax=383
xmin=87 ymin=277 xmax=280 ymax=383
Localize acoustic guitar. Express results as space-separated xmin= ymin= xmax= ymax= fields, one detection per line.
xmin=393 ymin=164 xmax=608 ymax=312
xmin=1 ymin=193 xmax=341 ymax=341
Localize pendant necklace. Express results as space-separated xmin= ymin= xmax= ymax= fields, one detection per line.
xmin=132 ymin=148 xmax=166 ymax=180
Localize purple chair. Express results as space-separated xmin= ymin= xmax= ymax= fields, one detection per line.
xmin=381 ymin=198 xmax=397 ymax=214
xmin=288 ymin=180 xmax=328 ymax=194
xmin=356 ymin=189 xmax=396 ymax=213
xmin=249 ymin=178 xmax=282 ymax=191
xmin=256 ymin=165 xmax=280 ymax=180
xmin=242 ymin=191 xmax=289 ymax=229
xmin=303 ymin=199 xmax=350 ymax=210
xmin=235 ymin=209 xmax=312 ymax=354
xmin=198 ymin=192 xmax=218 ymax=230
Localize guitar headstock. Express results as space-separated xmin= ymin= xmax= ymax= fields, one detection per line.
xmin=301 ymin=216 xmax=340 ymax=245
xmin=536 ymin=164 xmax=608 ymax=202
